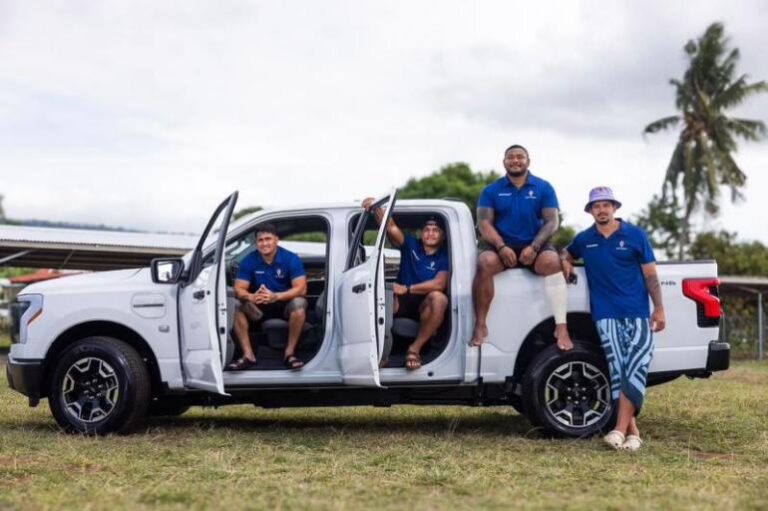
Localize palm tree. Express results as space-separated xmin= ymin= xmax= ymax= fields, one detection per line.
xmin=644 ymin=22 xmax=768 ymax=259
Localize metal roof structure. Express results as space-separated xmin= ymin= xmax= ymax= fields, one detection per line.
xmin=0 ymin=224 xmax=336 ymax=271
xmin=0 ymin=224 xmax=198 ymax=270
xmin=719 ymin=275 xmax=767 ymax=361
xmin=719 ymin=275 xmax=768 ymax=291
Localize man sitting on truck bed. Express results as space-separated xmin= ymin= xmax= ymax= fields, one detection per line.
xmin=362 ymin=198 xmax=450 ymax=370
xmin=471 ymin=144 xmax=573 ymax=351
xmin=227 ymin=223 xmax=309 ymax=371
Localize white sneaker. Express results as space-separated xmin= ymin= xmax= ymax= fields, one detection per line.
xmin=602 ymin=430 xmax=625 ymax=450
xmin=622 ymin=435 xmax=643 ymax=451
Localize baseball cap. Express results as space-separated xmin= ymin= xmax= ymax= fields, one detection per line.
xmin=422 ymin=215 xmax=445 ymax=230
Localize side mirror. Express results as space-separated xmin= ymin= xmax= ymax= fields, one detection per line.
xmin=151 ymin=258 xmax=185 ymax=284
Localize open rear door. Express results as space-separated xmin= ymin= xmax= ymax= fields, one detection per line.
xmin=336 ymin=190 xmax=397 ymax=386
xmin=177 ymin=192 xmax=238 ymax=394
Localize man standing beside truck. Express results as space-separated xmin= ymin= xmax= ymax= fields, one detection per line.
xmin=471 ymin=144 xmax=573 ymax=351
xmin=562 ymin=187 xmax=666 ymax=451
xmin=362 ymin=198 xmax=450 ymax=370
xmin=227 ymin=223 xmax=309 ymax=371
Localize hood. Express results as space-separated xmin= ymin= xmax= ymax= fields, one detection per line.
xmin=20 ymin=268 xmax=149 ymax=295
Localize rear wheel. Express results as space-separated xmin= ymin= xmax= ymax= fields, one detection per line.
xmin=48 ymin=337 xmax=151 ymax=435
xmin=522 ymin=341 xmax=615 ymax=438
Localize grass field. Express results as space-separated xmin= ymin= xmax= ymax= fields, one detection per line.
xmin=1 ymin=360 xmax=767 ymax=510
xmin=0 ymin=332 xmax=10 ymax=351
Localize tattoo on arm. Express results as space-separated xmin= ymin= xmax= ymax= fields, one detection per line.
xmin=476 ymin=207 xmax=495 ymax=224
xmin=532 ymin=208 xmax=560 ymax=249
xmin=644 ymin=273 xmax=663 ymax=309
xmin=477 ymin=207 xmax=504 ymax=247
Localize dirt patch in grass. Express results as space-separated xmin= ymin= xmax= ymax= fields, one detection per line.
xmin=715 ymin=367 xmax=768 ymax=385
xmin=689 ymin=451 xmax=739 ymax=462
xmin=0 ymin=455 xmax=41 ymax=469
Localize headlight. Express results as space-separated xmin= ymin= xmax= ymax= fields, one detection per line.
xmin=12 ymin=294 xmax=43 ymax=344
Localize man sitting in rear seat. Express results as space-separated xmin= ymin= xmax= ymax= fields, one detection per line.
xmin=227 ymin=223 xmax=308 ymax=371
xmin=362 ymin=198 xmax=450 ymax=370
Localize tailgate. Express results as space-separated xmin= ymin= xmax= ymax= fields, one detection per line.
xmin=652 ymin=260 xmax=724 ymax=373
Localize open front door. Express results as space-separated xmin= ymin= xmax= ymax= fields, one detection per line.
xmin=177 ymin=192 xmax=238 ymax=395
xmin=336 ymin=189 xmax=397 ymax=386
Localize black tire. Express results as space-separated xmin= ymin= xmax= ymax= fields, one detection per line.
xmin=522 ymin=341 xmax=616 ymax=438
xmin=48 ymin=336 xmax=151 ymax=435
xmin=147 ymin=399 xmax=190 ymax=417
xmin=508 ymin=392 xmax=525 ymax=415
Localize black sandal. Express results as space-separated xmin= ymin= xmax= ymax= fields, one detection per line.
xmin=405 ymin=350 xmax=422 ymax=371
xmin=227 ymin=357 xmax=257 ymax=371
xmin=284 ymin=355 xmax=304 ymax=371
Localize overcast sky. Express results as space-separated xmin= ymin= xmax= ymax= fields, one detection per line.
xmin=2 ymin=0 xmax=767 ymax=242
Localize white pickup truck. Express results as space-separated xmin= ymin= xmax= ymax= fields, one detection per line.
xmin=6 ymin=191 xmax=728 ymax=437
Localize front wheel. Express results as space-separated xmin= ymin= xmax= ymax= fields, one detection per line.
xmin=48 ymin=337 xmax=151 ymax=435
xmin=522 ymin=341 xmax=616 ymax=438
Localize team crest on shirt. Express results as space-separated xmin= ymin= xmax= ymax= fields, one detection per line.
xmin=428 ymin=260 xmax=436 ymax=270
xmin=616 ymin=240 xmax=629 ymax=251
xmin=525 ymin=189 xmax=537 ymax=199
xmin=276 ymin=268 xmax=283 ymax=277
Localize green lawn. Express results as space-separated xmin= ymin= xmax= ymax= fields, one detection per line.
xmin=1 ymin=361 xmax=767 ymax=510
xmin=0 ymin=333 xmax=10 ymax=351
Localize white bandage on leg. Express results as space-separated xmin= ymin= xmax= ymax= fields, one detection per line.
xmin=544 ymin=273 xmax=568 ymax=325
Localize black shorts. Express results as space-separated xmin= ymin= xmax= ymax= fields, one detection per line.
xmin=395 ymin=294 xmax=426 ymax=321
xmin=238 ymin=297 xmax=309 ymax=323
xmin=258 ymin=301 xmax=290 ymax=320
xmin=479 ymin=241 xmax=557 ymax=273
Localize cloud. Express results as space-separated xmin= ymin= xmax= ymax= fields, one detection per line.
xmin=423 ymin=1 xmax=768 ymax=139
xmin=0 ymin=0 xmax=766 ymax=243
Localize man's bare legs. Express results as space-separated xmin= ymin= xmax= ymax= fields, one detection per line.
xmin=471 ymin=249 xmax=572 ymax=348
xmin=406 ymin=291 xmax=448 ymax=370
xmin=233 ymin=309 xmax=256 ymax=362
xmin=534 ymin=251 xmax=573 ymax=350
xmin=614 ymin=393 xmax=640 ymax=437
xmin=471 ymin=252 xmax=506 ymax=346
xmin=282 ymin=298 xmax=308 ymax=370
xmin=284 ymin=307 xmax=306 ymax=360
xmin=232 ymin=298 xmax=308 ymax=369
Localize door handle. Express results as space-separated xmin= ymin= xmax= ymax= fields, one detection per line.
xmin=352 ymin=283 xmax=366 ymax=294
xmin=193 ymin=290 xmax=206 ymax=300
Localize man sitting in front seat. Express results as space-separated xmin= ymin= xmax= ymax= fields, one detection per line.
xmin=362 ymin=198 xmax=450 ymax=370
xmin=227 ymin=223 xmax=308 ymax=371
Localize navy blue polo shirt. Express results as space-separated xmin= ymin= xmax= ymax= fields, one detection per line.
xmin=567 ymin=220 xmax=656 ymax=321
xmin=397 ymin=234 xmax=449 ymax=286
xmin=477 ymin=173 xmax=559 ymax=246
xmin=235 ymin=246 xmax=306 ymax=293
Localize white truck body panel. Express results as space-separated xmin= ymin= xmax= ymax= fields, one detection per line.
xmin=9 ymin=197 xmax=721 ymax=394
